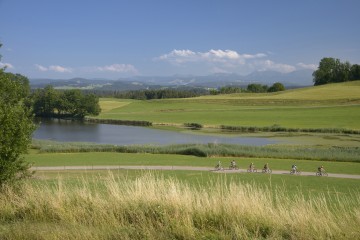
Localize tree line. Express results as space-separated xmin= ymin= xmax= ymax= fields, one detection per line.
xmin=110 ymin=88 xmax=209 ymax=100
xmin=83 ymin=82 xmax=286 ymax=99
xmin=313 ymin=57 xmax=360 ymax=85
xmin=94 ymin=82 xmax=285 ymax=98
xmin=210 ymin=82 xmax=285 ymax=95
xmin=31 ymin=85 xmax=101 ymax=118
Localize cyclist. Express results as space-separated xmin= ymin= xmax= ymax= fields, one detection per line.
xmin=318 ymin=165 xmax=325 ymax=174
xmin=249 ymin=162 xmax=255 ymax=171
xmin=215 ymin=161 xmax=222 ymax=170
xmin=230 ymin=160 xmax=237 ymax=169
xmin=291 ymin=164 xmax=297 ymax=173
xmin=264 ymin=163 xmax=269 ymax=171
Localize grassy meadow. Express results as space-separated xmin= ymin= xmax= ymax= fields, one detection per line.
xmin=1 ymin=172 xmax=359 ymax=239
xmin=3 ymin=81 xmax=360 ymax=239
xmin=95 ymin=81 xmax=360 ymax=130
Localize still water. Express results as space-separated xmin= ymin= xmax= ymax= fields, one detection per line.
xmin=33 ymin=119 xmax=276 ymax=146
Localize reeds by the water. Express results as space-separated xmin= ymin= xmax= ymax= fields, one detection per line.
xmin=221 ymin=125 xmax=360 ymax=134
xmin=0 ymin=173 xmax=359 ymax=239
xmin=32 ymin=140 xmax=360 ymax=162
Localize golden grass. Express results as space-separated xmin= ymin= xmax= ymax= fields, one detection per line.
xmin=1 ymin=173 xmax=359 ymax=239
xmin=98 ymin=99 xmax=133 ymax=112
xmin=196 ymin=80 xmax=360 ymax=101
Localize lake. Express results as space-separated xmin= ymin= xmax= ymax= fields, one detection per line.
xmin=33 ymin=119 xmax=276 ymax=146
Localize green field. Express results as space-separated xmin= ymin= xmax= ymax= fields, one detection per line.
xmin=26 ymin=152 xmax=360 ymax=175
xmin=6 ymin=82 xmax=359 ymax=239
xmin=2 ymin=171 xmax=359 ymax=239
xmin=95 ymin=81 xmax=360 ymax=130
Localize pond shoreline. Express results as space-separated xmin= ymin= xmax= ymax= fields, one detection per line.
xmin=33 ymin=118 xmax=277 ymax=146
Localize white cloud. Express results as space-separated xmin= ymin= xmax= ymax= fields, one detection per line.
xmin=156 ymin=49 xmax=266 ymax=65
xmin=155 ymin=49 xmax=302 ymax=74
xmin=202 ymin=49 xmax=240 ymax=61
xmin=35 ymin=64 xmax=48 ymax=71
xmin=49 ymin=65 xmax=72 ymax=73
xmin=243 ymin=53 xmax=267 ymax=59
xmin=0 ymin=62 xmax=14 ymax=69
xmin=170 ymin=49 xmax=196 ymax=58
xmin=256 ymin=60 xmax=296 ymax=73
xmin=35 ymin=64 xmax=72 ymax=73
xmin=157 ymin=49 xmax=197 ymax=64
xmin=35 ymin=63 xmax=138 ymax=75
xmin=97 ymin=64 xmax=138 ymax=74
xmin=297 ymin=62 xmax=317 ymax=70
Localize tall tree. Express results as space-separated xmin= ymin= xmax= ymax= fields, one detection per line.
xmin=350 ymin=64 xmax=360 ymax=80
xmin=313 ymin=57 xmax=355 ymax=85
xmin=32 ymin=85 xmax=59 ymax=117
xmin=268 ymin=82 xmax=285 ymax=92
xmin=312 ymin=57 xmax=337 ymax=85
xmin=247 ymin=84 xmax=268 ymax=93
xmin=32 ymin=87 xmax=101 ymax=118
xmin=0 ymin=59 xmax=35 ymax=186
xmin=334 ymin=60 xmax=351 ymax=83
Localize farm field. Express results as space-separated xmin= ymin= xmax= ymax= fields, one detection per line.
xmin=94 ymin=81 xmax=360 ymax=130
xmin=7 ymin=81 xmax=360 ymax=239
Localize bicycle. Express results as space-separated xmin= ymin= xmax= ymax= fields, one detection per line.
xmin=316 ymin=171 xmax=328 ymax=176
xmin=229 ymin=165 xmax=239 ymax=170
xmin=262 ymin=168 xmax=272 ymax=174
xmin=247 ymin=168 xmax=257 ymax=173
xmin=214 ymin=165 xmax=224 ymax=171
xmin=290 ymin=169 xmax=301 ymax=175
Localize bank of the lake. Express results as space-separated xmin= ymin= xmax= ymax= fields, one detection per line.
xmin=32 ymin=118 xmax=277 ymax=146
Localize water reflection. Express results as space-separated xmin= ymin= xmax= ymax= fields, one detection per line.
xmin=33 ymin=119 xmax=276 ymax=146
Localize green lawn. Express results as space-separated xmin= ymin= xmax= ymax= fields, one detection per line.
xmin=95 ymin=81 xmax=360 ymax=130
xmin=26 ymin=152 xmax=360 ymax=175
xmin=100 ymin=103 xmax=360 ymax=129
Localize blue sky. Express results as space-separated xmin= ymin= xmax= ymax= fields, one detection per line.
xmin=0 ymin=0 xmax=359 ymax=80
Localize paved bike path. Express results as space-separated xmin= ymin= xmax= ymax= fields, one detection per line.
xmin=31 ymin=166 xmax=360 ymax=180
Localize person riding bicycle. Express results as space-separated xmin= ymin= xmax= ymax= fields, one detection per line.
xmin=264 ymin=163 xmax=269 ymax=171
xmin=318 ymin=165 xmax=325 ymax=174
xmin=291 ymin=164 xmax=297 ymax=173
xmin=249 ymin=162 xmax=255 ymax=170
xmin=230 ymin=160 xmax=236 ymax=168
xmin=216 ymin=161 xmax=222 ymax=169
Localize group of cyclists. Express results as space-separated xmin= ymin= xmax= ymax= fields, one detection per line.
xmin=215 ymin=160 xmax=327 ymax=176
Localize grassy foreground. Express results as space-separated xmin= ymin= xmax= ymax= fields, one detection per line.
xmin=1 ymin=173 xmax=359 ymax=240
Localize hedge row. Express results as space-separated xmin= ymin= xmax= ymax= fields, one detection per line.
xmin=86 ymin=118 xmax=152 ymax=126
xmin=220 ymin=125 xmax=360 ymax=134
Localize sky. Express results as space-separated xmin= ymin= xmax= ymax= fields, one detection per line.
xmin=0 ymin=0 xmax=360 ymax=80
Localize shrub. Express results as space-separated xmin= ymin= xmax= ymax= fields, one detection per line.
xmin=184 ymin=123 xmax=203 ymax=130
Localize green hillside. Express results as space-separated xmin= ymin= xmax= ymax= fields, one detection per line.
xmin=95 ymin=81 xmax=360 ymax=130
xmin=198 ymin=80 xmax=360 ymax=101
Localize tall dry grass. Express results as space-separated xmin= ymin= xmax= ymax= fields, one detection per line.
xmin=0 ymin=173 xmax=359 ymax=239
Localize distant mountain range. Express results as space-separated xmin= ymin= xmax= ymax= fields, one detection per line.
xmin=30 ymin=69 xmax=314 ymax=91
